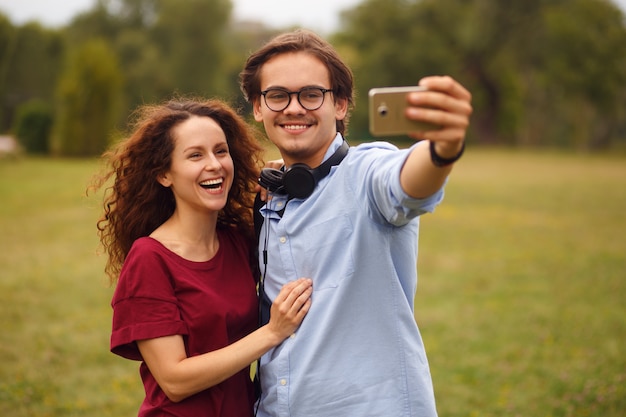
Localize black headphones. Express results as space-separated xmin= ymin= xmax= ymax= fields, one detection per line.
xmin=258 ymin=140 xmax=349 ymax=199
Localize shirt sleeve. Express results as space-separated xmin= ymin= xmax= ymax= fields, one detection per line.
xmin=353 ymin=141 xmax=445 ymax=226
xmin=110 ymin=239 xmax=188 ymax=361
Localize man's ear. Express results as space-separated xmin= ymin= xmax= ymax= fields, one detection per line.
xmin=252 ymin=98 xmax=264 ymax=123
xmin=334 ymin=96 xmax=348 ymax=121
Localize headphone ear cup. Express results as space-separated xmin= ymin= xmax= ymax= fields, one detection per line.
xmin=283 ymin=164 xmax=316 ymax=199
xmin=259 ymin=168 xmax=285 ymax=193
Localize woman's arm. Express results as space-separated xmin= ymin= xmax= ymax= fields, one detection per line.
xmin=137 ymin=277 xmax=313 ymax=402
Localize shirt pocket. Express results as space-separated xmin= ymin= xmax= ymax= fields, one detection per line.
xmin=299 ymin=213 xmax=355 ymax=290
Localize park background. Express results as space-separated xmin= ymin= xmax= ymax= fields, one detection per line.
xmin=0 ymin=0 xmax=625 ymax=416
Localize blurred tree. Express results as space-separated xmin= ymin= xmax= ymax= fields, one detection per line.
xmin=0 ymin=17 xmax=64 ymax=132
xmin=107 ymin=0 xmax=159 ymax=28
xmin=65 ymin=0 xmax=122 ymax=44
xmin=151 ymin=0 xmax=232 ymax=97
xmin=115 ymin=28 xmax=170 ymax=109
xmin=64 ymin=0 xmax=238 ymax=122
xmin=3 ymin=0 xmax=624 ymax=150
xmin=220 ymin=22 xmax=284 ymax=118
xmin=52 ymin=39 xmax=123 ymax=156
xmin=537 ymin=0 xmax=626 ymax=149
xmin=13 ymin=99 xmax=53 ymax=154
xmin=333 ymin=0 xmax=467 ymax=139
xmin=7 ymin=23 xmax=65 ymax=101
xmin=335 ymin=0 xmax=626 ymax=149
xmin=0 ymin=13 xmax=17 ymax=131
xmin=65 ymin=0 xmax=149 ymax=118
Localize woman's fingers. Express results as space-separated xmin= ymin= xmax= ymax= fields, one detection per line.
xmin=276 ymin=279 xmax=312 ymax=316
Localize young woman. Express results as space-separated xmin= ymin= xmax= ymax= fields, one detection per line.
xmin=91 ymin=98 xmax=312 ymax=416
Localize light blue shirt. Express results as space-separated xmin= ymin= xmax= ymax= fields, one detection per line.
xmin=257 ymin=134 xmax=443 ymax=417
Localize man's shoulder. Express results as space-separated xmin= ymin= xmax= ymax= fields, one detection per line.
xmin=350 ymin=140 xmax=399 ymax=153
xmin=342 ymin=140 xmax=407 ymax=169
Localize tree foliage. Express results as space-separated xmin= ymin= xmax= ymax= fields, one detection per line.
xmin=64 ymin=0 xmax=236 ymax=118
xmin=13 ymin=99 xmax=53 ymax=154
xmin=52 ymin=39 xmax=123 ymax=156
xmin=0 ymin=19 xmax=64 ymax=132
xmin=0 ymin=0 xmax=625 ymax=151
xmin=152 ymin=0 xmax=232 ymax=96
xmin=334 ymin=0 xmax=626 ymax=149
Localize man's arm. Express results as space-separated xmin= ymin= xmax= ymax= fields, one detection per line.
xmin=399 ymin=76 xmax=473 ymax=199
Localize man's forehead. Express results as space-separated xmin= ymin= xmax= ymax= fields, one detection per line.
xmin=259 ymin=52 xmax=331 ymax=89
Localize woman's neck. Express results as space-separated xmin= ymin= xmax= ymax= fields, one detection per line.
xmin=150 ymin=209 xmax=220 ymax=262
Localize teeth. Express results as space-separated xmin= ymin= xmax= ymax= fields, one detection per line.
xmin=200 ymin=178 xmax=223 ymax=189
xmin=284 ymin=125 xmax=308 ymax=130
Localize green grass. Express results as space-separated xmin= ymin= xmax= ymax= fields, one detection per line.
xmin=1 ymin=149 xmax=624 ymax=416
xmin=0 ymin=157 xmax=142 ymax=416
xmin=417 ymin=149 xmax=626 ymax=417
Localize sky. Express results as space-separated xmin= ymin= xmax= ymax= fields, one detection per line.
xmin=0 ymin=0 xmax=624 ymax=33
xmin=0 ymin=0 xmax=363 ymax=33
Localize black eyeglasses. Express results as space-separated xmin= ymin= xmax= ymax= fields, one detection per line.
xmin=260 ymin=87 xmax=333 ymax=112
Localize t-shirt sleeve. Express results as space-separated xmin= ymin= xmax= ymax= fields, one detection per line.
xmin=110 ymin=239 xmax=188 ymax=361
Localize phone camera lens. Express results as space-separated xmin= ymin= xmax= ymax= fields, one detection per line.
xmin=377 ymin=104 xmax=388 ymax=117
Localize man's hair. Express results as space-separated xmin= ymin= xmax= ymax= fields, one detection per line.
xmin=239 ymin=29 xmax=355 ymax=135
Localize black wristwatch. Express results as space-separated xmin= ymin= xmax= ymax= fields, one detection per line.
xmin=429 ymin=140 xmax=465 ymax=167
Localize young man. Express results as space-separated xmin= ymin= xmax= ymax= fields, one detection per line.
xmin=240 ymin=29 xmax=472 ymax=417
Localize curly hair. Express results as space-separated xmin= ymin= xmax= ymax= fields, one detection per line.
xmin=90 ymin=98 xmax=264 ymax=284
xmin=239 ymin=29 xmax=355 ymax=136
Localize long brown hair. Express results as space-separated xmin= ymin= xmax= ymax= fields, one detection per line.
xmin=90 ymin=98 xmax=264 ymax=283
xmin=239 ymin=29 xmax=355 ymax=135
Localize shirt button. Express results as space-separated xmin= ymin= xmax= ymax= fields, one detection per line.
xmin=290 ymin=333 xmax=296 ymax=339
xmin=280 ymin=379 xmax=287 ymax=386
xmin=279 ymin=236 xmax=287 ymax=244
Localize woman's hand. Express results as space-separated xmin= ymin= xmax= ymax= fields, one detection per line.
xmin=136 ymin=278 xmax=312 ymax=403
xmin=267 ymin=278 xmax=313 ymax=341
xmin=137 ymin=278 xmax=313 ymax=402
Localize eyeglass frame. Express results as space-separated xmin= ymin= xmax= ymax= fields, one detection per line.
xmin=260 ymin=87 xmax=334 ymax=112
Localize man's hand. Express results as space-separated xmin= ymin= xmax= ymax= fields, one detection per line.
xmin=405 ymin=75 xmax=472 ymax=158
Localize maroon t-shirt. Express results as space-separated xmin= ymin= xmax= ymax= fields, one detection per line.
xmin=111 ymin=229 xmax=258 ymax=417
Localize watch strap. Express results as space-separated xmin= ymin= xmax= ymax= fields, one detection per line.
xmin=429 ymin=140 xmax=465 ymax=167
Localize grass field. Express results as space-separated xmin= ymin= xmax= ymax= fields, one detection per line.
xmin=1 ymin=148 xmax=624 ymax=417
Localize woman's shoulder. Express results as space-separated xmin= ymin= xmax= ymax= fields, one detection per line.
xmin=128 ymin=236 xmax=166 ymax=256
xmin=125 ymin=236 xmax=190 ymax=268
xmin=119 ymin=238 xmax=167 ymax=272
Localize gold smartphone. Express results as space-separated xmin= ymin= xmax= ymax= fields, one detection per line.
xmin=368 ymin=86 xmax=440 ymax=136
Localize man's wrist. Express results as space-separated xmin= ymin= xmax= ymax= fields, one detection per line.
xmin=429 ymin=140 xmax=465 ymax=167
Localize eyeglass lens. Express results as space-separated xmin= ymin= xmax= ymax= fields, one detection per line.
xmin=263 ymin=88 xmax=328 ymax=111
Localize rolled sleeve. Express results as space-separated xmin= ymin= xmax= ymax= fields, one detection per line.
xmin=358 ymin=141 xmax=445 ymax=225
xmin=111 ymin=296 xmax=188 ymax=361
